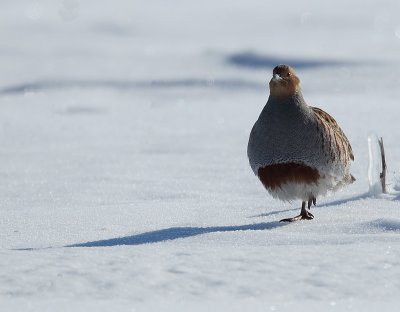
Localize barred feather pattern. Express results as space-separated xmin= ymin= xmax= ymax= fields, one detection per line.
xmin=311 ymin=106 xmax=354 ymax=180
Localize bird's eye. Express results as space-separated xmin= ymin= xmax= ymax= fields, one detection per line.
xmin=287 ymin=72 xmax=291 ymax=77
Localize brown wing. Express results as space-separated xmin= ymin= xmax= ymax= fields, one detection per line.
xmin=311 ymin=106 xmax=354 ymax=162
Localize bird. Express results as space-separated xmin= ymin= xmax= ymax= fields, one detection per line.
xmin=247 ymin=64 xmax=354 ymax=222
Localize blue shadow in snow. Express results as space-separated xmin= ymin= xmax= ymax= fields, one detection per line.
xmin=0 ymin=78 xmax=263 ymax=95
xmin=250 ymin=192 xmax=372 ymax=218
xmin=367 ymin=219 xmax=400 ymax=232
xmin=318 ymin=192 xmax=371 ymax=208
xmin=67 ymin=221 xmax=285 ymax=248
xmin=227 ymin=52 xmax=348 ymax=70
xmin=248 ymin=207 xmax=299 ymax=218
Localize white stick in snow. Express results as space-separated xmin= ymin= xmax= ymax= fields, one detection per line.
xmin=367 ymin=134 xmax=387 ymax=195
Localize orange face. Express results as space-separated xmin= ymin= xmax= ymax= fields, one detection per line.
xmin=269 ymin=64 xmax=300 ymax=97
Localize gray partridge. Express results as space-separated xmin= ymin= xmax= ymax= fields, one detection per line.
xmin=247 ymin=64 xmax=355 ymax=222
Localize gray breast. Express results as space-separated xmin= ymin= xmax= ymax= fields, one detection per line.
xmin=247 ymin=93 xmax=325 ymax=175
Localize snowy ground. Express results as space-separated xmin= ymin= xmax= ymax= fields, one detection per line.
xmin=2 ymin=0 xmax=400 ymax=311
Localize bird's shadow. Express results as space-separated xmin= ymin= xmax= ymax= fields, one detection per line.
xmin=248 ymin=208 xmax=299 ymax=218
xmin=69 ymin=192 xmax=387 ymax=248
xmin=66 ymin=221 xmax=286 ymax=248
xmin=16 ymin=193 xmax=379 ymax=251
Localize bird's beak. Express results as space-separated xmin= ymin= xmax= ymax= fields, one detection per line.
xmin=272 ymin=73 xmax=282 ymax=81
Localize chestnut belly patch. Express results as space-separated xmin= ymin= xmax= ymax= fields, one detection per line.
xmin=257 ymin=162 xmax=320 ymax=190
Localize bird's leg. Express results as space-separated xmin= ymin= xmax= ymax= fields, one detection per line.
xmin=307 ymin=196 xmax=317 ymax=209
xmin=280 ymin=201 xmax=314 ymax=222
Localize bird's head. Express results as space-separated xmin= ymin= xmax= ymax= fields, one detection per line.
xmin=269 ymin=64 xmax=300 ymax=97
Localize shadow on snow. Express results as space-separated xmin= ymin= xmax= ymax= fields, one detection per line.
xmin=226 ymin=52 xmax=350 ymax=70
xmin=248 ymin=207 xmax=299 ymax=218
xmin=318 ymin=192 xmax=385 ymax=208
xmin=0 ymin=78 xmax=263 ymax=95
xmin=17 ymin=192 xmax=388 ymax=250
xmin=0 ymin=53 xmax=354 ymax=95
xmin=249 ymin=191 xmax=373 ymax=218
xmin=67 ymin=221 xmax=285 ymax=248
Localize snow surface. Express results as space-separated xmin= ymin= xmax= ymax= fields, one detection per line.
xmin=1 ymin=0 xmax=400 ymax=310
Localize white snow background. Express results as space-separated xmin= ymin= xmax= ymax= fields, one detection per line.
xmin=1 ymin=0 xmax=400 ymax=311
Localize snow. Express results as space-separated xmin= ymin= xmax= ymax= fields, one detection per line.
xmin=1 ymin=0 xmax=400 ymax=310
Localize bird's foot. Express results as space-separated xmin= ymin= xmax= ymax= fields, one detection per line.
xmin=279 ymin=210 xmax=314 ymax=222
